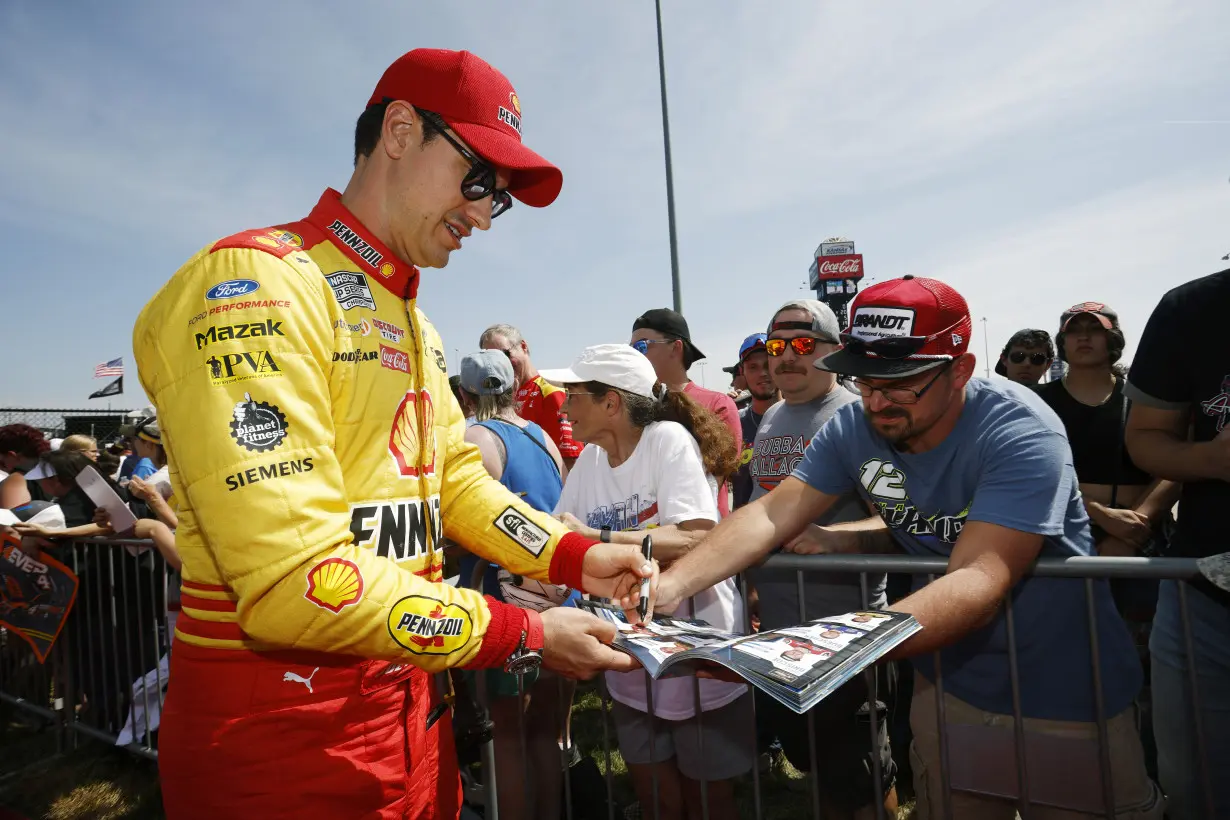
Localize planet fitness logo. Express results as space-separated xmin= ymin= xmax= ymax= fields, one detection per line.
xmin=230 ymin=394 xmax=288 ymax=452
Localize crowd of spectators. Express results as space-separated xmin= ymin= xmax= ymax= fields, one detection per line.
xmin=4 ymin=266 xmax=1227 ymax=819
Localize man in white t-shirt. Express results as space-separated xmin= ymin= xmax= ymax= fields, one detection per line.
xmin=544 ymin=343 xmax=750 ymax=820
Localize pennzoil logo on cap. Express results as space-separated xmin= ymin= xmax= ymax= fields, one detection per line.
xmin=498 ymin=91 xmax=522 ymax=136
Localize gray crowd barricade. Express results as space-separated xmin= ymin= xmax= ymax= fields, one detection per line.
xmin=1 ymin=536 xmax=176 ymax=762
xmin=0 ymin=547 xmax=1216 ymax=818
xmin=463 ymin=554 xmax=1214 ymax=820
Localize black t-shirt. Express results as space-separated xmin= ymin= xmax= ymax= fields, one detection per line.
xmin=1035 ymin=377 xmax=1151 ymax=487
xmin=732 ymin=405 xmax=766 ymax=509
xmin=1125 ymin=268 xmax=1230 ymax=559
xmin=55 ymin=487 xmax=98 ymax=529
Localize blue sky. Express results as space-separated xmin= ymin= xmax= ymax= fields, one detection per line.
xmin=2 ymin=0 xmax=1228 ymax=408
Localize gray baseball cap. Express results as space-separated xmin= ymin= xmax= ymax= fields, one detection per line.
xmin=460 ymin=350 xmax=516 ymax=396
xmin=767 ymin=299 xmax=841 ymax=342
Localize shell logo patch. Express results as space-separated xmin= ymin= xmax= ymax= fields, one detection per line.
xmin=304 ymin=557 xmax=364 ymax=613
xmin=387 ymin=596 xmax=472 ymax=655
xmin=378 ymin=262 xmax=395 ymax=278
xmin=389 ymin=389 xmax=437 ymax=478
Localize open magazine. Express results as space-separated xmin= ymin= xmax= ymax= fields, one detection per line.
xmin=580 ymin=600 xmax=921 ymax=715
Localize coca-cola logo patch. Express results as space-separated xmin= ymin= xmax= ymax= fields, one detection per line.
xmin=380 ymin=344 xmax=409 ymax=374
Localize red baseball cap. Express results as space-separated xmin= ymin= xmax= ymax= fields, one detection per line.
xmin=368 ymin=49 xmax=562 ymax=207
xmin=816 ymin=275 xmax=972 ymax=379
xmin=1059 ymin=301 xmax=1119 ymax=332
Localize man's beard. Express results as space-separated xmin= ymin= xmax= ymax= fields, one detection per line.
xmin=865 ymin=406 xmax=916 ymax=447
xmin=749 ymin=382 xmax=779 ymax=401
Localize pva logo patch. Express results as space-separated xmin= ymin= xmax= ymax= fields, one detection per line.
xmin=387 ymin=596 xmax=472 ymax=655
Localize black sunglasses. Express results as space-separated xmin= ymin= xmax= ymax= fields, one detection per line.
xmin=1008 ymin=351 xmax=1049 ymax=366
xmin=416 ymin=108 xmax=513 ymax=219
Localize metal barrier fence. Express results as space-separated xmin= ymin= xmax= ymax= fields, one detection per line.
xmin=0 ymin=408 xmax=137 ymax=442
xmin=0 ymin=546 xmax=1216 ymax=820
xmin=463 ymin=553 xmax=1214 ymax=820
xmin=0 ymin=537 xmax=175 ymax=762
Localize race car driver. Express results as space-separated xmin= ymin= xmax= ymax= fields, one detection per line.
xmin=133 ymin=49 xmax=655 ymax=819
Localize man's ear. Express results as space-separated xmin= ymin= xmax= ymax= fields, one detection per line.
xmin=381 ymin=101 xmax=422 ymax=161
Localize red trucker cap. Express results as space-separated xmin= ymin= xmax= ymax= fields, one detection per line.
xmin=368 ymin=49 xmax=563 ymax=207
xmin=817 ymin=275 xmax=972 ymax=380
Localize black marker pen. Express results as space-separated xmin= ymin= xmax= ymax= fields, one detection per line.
xmin=638 ymin=534 xmax=653 ymax=622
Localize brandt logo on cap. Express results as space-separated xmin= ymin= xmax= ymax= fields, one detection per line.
xmin=851 ymin=307 xmax=916 ymax=339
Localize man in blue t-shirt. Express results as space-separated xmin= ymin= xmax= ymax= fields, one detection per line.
xmin=657 ymin=276 xmax=1160 ymax=819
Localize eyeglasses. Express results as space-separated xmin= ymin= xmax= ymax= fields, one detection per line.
xmin=1008 ymin=351 xmax=1049 ymax=366
xmin=563 ymin=390 xmax=599 ymax=403
xmin=851 ymin=361 xmax=953 ymax=405
xmin=494 ymin=348 xmax=514 ymax=360
xmin=765 ymin=336 xmax=834 ymax=357
xmin=631 ymin=339 xmax=675 ymax=355
xmin=417 ymin=109 xmax=513 ymax=219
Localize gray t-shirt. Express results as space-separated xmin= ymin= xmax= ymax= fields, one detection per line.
xmin=747 ymin=388 xmax=887 ymax=628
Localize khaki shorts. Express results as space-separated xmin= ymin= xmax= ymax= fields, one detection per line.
xmin=909 ymin=672 xmax=1164 ymax=820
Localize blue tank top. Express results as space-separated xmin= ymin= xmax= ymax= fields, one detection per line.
xmin=458 ymin=420 xmax=570 ymax=602
xmin=474 ymin=420 xmax=562 ymax=512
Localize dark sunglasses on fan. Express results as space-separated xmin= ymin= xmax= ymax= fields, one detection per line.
xmin=1008 ymin=351 xmax=1049 ymax=366
xmin=415 ymin=107 xmax=513 ymax=218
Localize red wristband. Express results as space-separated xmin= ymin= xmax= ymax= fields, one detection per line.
xmin=523 ymin=608 xmax=545 ymax=653
xmin=549 ymin=532 xmax=597 ymax=591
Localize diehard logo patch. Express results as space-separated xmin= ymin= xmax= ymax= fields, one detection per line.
xmin=494 ymin=506 xmax=550 ymax=556
xmin=387 ymin=596 xmax=473 ymax=655
xmin=324 ymin=271 xmax=376 ymax=311
xmin=304 ymin=557 xmax=364 ymax=613
xmin=230 ymin=394 xmax=288 ymax=452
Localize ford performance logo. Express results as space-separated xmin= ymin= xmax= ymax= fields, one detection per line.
xmin=206 ymin=279 xmax=260 ymax=300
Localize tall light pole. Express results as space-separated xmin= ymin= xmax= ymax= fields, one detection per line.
xmin=981 ymin=317 xmax=991 ymax=378
xmin=654 ymin=0 xmax=683 ymax=313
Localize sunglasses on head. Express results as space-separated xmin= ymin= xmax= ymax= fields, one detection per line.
xmin=416 ymin=108 xmax=513 ymax=219
xmin=838 ymin=318 xmax=964 ymax=360
xmin=1009 ymin=351 xmax=1049 ymax=365
xmin=765 ymin=336 xmax=833 ymax=357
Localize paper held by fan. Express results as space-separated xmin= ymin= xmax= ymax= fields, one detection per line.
xmin=75 ymin=465 xmax=137 ymax=535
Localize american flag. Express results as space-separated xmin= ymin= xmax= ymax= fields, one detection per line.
xmin=94 ymin=357 xmax=124 ymax=378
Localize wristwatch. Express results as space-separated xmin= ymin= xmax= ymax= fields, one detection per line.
xmin=599 ymin=527 xmax=612 ymax=543
xmin=504 ymin=609 xmax=545 ymax=676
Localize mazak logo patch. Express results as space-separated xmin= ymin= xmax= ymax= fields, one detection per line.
xmin=326 ymin=219 xmax=384 ymax=270
xmin=195 ymin=319 xmax=284 ymax=350
xmin=324 ymin=271 xmax=376 ymax=311
xmin=206 ymin=350 xmax=282 ymax=385
xmin=304 ymin=558 xmax=363 ymax=613
xmin=380 ymin=345 xmax=409 ymax=374
xmin=229 ymin=394 xmax=288 ymax=452
xmin=850 ymin=307 xmax=915 ymax=339
xmin=206 ymin=279 xmax=260 ymax=300
xmin=494 ymin=506 xmax=550 ymax=556
xmin=387 ymin=596 xmax=473 ymax=655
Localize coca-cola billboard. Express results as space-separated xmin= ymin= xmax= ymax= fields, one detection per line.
xmin=813 ymin=253 xmax=864 ymax=282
